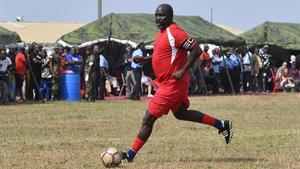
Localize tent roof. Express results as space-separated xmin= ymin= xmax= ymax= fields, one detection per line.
xmin=0 ymin=26 xmax=22 ymax=45
xmin=240 ymin=21 xmax=300 ymax=50
xmin=59 ymin=13 xmax=244 ymax=48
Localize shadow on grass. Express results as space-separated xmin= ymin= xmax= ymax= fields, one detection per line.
xmin=179 ymin=157 xmax=264 ymax=163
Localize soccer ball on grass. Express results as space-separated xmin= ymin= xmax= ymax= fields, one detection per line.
xmin=100 ymin=147 xmax=123 ymax=168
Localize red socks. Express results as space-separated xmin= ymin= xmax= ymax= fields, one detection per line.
xmin=201 ymin=114 xmax=217 ymax=126
xmin=130 ymin=137 xmax=145 ymax=153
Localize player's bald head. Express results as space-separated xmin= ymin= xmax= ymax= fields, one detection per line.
xmin=155 ymin=4 xmax=174 ymax=30
xmin=156 ymin=4 xmax=173 ymax=19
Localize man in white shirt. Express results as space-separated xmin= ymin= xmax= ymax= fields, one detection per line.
xmin=242 ymin=47 xmax=254 ymax=92
xmin=0 ymin=49 xmax=12 ymax=104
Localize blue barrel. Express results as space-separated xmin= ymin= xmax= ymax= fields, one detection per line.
xmin=61 ymin=73 xmax=80 ymax=101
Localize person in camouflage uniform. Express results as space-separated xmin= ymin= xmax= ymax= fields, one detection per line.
xmin=49 ymin=46 xmax=63 ymax=100
xmin=84 ymin=46 xmax=100 ymax=102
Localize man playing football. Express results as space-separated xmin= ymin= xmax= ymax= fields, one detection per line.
xmin=122 ymin=3 xmax=233 ymax=163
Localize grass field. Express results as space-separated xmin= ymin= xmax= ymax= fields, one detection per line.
xmin=1 ymin=94 xmax=300 ymax=169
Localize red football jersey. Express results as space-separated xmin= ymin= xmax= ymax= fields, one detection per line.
xmin=152 ymin=22 xmax=195 ymax=90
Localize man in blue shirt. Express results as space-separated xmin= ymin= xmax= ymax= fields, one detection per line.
xmin=98 ymin=51 xmax=109 ymax=100
xmin=122 ymin=44 xmax=135 ymax=97
xmin=129 ymin=42 xmax=145 ymax=100
xmin=220 ymin=49 xmax=234 ymax=94
xmin=230 ymin=48 xmax=243 ymax=93
xmin=65 ymin=47 xmax=82 ymax=73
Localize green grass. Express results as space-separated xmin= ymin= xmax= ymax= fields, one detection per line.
xmin=1 ymin=94 xmax=300 ymax=169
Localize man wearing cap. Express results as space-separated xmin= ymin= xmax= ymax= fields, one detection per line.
xmin=129 ymin=42 xmax=145 ymax=100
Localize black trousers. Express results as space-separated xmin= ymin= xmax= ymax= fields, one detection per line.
xmin=98 ymin=72 xmax=106 ymax=100
xmin=130 ymin=68 xmax=142 ymax=99
xmin=233 ymin=67 xmax=241 ymax=93
xmin=221 ymin=69 xmax=234 ymax=94
xmin=242 ymin=71 xmax=252 ymax=92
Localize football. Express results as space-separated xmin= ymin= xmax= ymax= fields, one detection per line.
xmin=100 ymin=147 xmax=123 ymax=168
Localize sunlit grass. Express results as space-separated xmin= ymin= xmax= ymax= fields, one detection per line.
xmin=1 ymin=93 xmax=299 ymax=169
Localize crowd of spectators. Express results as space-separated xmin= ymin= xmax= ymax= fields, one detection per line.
xmin=0 ymin=42 xmax=299 ymax=104
xmin=189 ymin=45 xmax=300 ymax=95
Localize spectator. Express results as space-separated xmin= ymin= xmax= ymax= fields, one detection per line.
xmin=130 ymin=42 xmax=145 ymax=100
xmin=0 ymin=49 xmax=12 ymax=104
xmin=15 ymin=47 xmax=26 ymax=102
xmin=288 ymin=55 xmax=300 ymax=92
xmin=141 ymin=73 xmax=155 ymax=97
xmin=279 ymin=67 xmax=295 ymax=91
xmin=25 ymin=43 xmax=36 ymax=100
xmin=40 ymin=49 xmax=52 ymax=101
xmin=230 ymin=48 xmax=243 ymax=93
xmin=253 ymin=48 xmax=262 ymax=92
xmin=211 ymin=47 xmax=222 ymax=89
xmin=6 ymin=48 xmax=16 ymax=102
xmin=122 ymin=44 xmax=135 ymax=97
xmin=49 ymin=46 xmax=64 ymax=100
xmin=242 ymin=47 xmax=254 ymax=92
xmin=220 ymin=49 xmax=234 ymax=94
xmin=200 ymin=44 xmax=211 ymax=72
xmin=99 ymin=50 xmax=109 ymax=100
xmin=31 ymin=45 xmax=43 ymax=101
xmin=59 ymin=47 xmax=68 ymax=73
xmin=259 ymin=45 xmax=273 ymax=92
xmin=84 ymin=46 xmax=100 ymax=102
xmin=106 ymin=75 xmax=120 ymax=96
xmin=65 ymin=47 xmax=82 ymax=73
xmin=197 ymin=44 xmax=211 ymax=94
xmin=200 ymin=45 xmax=211 ymax=73
xmin=275 ymin=61 xmax=287 ymax=81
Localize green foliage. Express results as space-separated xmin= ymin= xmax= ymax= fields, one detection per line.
xmin=61 ymin=13 xmax=244 ymax=47
xmin=0 ymin=26 xmax=22 ymax=45
xmin=240 ymin=21 xmax=300 ymax=50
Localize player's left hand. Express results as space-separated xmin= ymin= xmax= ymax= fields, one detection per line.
xmin=172 ymin=69 xmax=185 ymax=80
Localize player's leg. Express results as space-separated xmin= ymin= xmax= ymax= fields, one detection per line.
xmin=173 ymin=103 xmax=232 ymax=144
xmin=173 ymin=103 xmax=222 ymax=128
xmin=123 ymin=110 xmax=157 ymax=162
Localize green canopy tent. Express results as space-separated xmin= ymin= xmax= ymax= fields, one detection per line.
xmin=0 ymin=26 xmax=22 ymax=46
xmin=241 ymin=21 xmax=300 ymax=50
xmin=59 ymin=13 xmax=244 ymax=48
xmin=240 ymin=21 xmax=300 ymax=66
xmin=58 ymin=13 xmax=244 ymax=74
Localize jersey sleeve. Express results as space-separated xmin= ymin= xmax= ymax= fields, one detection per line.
xmin=173 ymin=27 xmax=197 ymax=50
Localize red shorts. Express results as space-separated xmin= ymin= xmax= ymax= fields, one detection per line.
xmin=147 ymin=87 xmax=190 ymax=118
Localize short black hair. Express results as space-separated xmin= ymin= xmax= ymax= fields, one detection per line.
xmin=158 ymin=4 xmax=173 ymax=18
